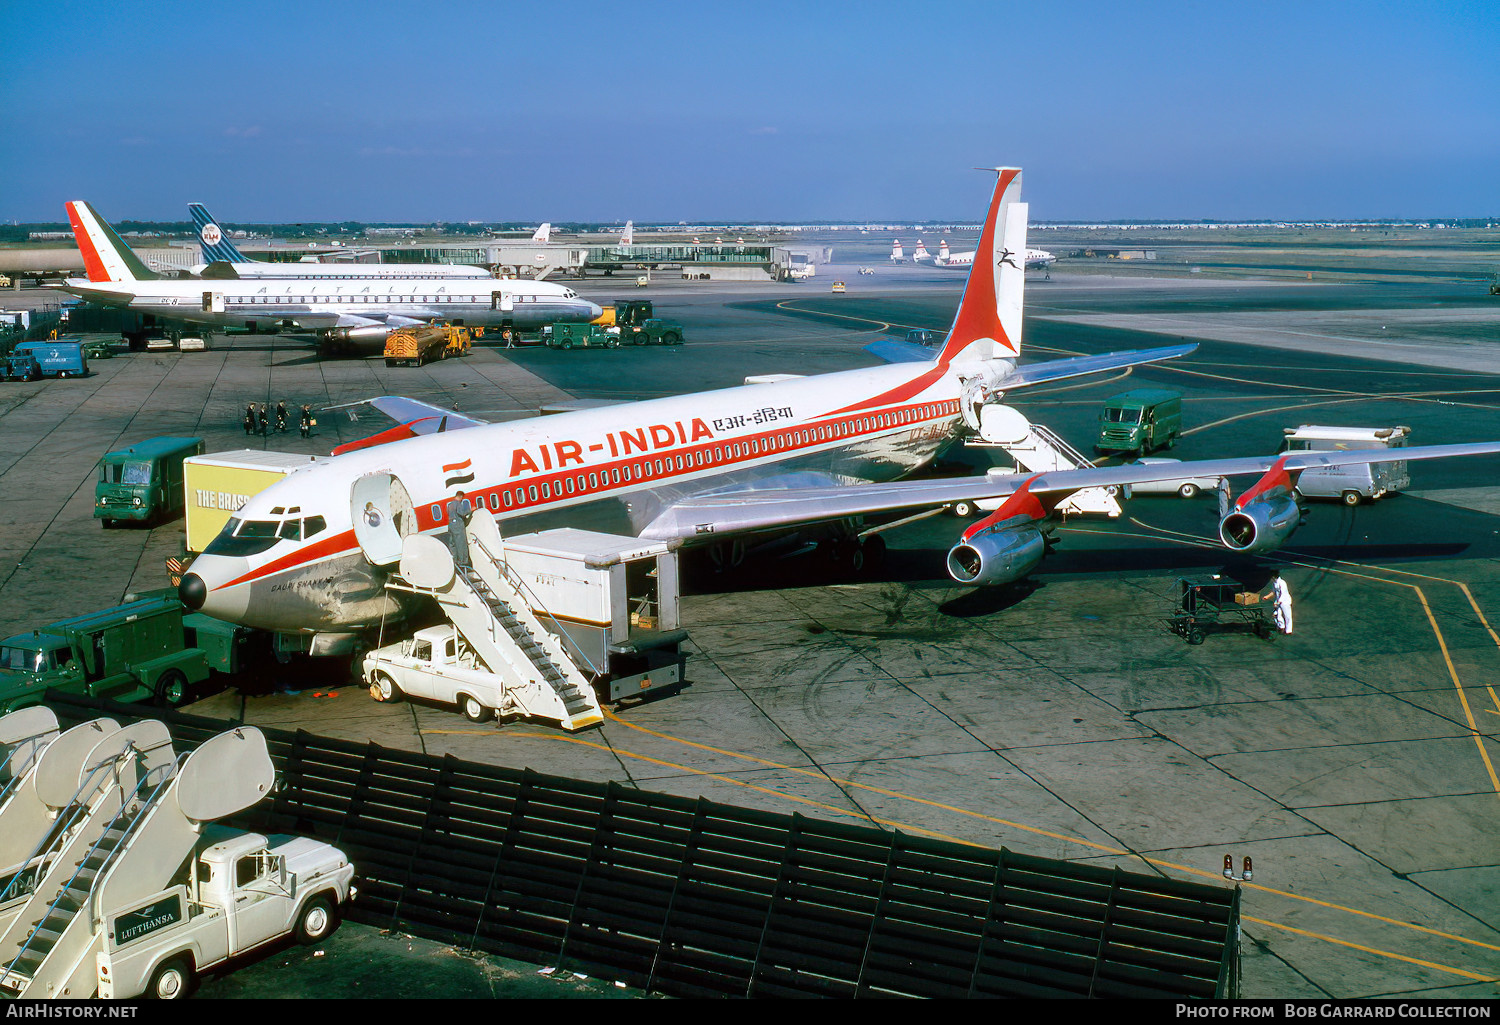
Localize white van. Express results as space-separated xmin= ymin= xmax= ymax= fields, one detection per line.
xmin=1280 ymin=425 xmax=1411 ymax=505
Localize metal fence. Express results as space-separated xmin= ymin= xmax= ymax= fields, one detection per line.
xmin=46 ymin=693 xmax=1240 ymax=998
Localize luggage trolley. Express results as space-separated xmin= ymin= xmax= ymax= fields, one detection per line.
xmin=1169 ymin=576 xmax=1277 ymax=645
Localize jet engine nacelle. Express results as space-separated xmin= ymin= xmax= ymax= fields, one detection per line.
xmin=1219 ymin=495 xmax=1301 ymax=554
xmin=946 ymin=524 xmax=1047 ymax=586
xmin=329 ymin=324 xmax=396 ymax=345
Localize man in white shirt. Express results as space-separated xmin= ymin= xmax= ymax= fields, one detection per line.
xmin=1271 ymin=573 xmax=1293 ymax=634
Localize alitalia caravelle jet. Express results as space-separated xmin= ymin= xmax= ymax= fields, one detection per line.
xmin=177 ymin=168 xmax=1500 ymax=646
xmin=61 ymin=202 xmax=601 ymax=354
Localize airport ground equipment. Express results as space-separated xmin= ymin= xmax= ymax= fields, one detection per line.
xmin=1168 ymin=576 xmax=1276 ymax=645
xmin=0 ymin=593 xmax=210 ymax=714
xmin=182 ymin=451 xmax=325 ymax=555
xmin=374 ymin=512 xmax=685 ymax=729
xmin=1280 ymin=425 xmax=1410 ymax=505
xmin=8 ymin=340 xmax=86 ymax=379
xmin=1096 ymin=389 xmax=1182 ymax=455
xmin=41 ymin=695 xmax=1243 ymax=998
xmin=545 ymin=322 xmax=621 ymax=350
xmin=1490 ymin=272 xmax=1499 ymax=296
xmin=382 ymin=324 xmax=472 ymax=367
xmin=1 ymin=351 xmax=40 ymax=382
xmin=0 ymin=719 xmax=351 ymax=999
xmin=600 ymin=300 xmax=683 ymax=345
xmin=95 ymin=436 xmax=204 ymax=529
xmin=963 ymin=403 xmax=1123 ymax=518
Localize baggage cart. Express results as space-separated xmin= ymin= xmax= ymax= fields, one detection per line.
xmin=1169 ymin=576 xmax=1276 ymax=645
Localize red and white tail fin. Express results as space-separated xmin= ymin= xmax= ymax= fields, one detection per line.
xmin=913 ymin=239 xmax=930 ymax=261
xmin=936 ymin=168 xmax=1026 ymax=364
xmin=890 ymin=239 xmax=904 ymax=261
xmin=938 ymin=239 xmax=950 ymax=260
xmin=531 ymin=222 xmax=552 ymax=243
xmin=620 ymin=220 xmax=634 ymax=245
xmin=65 ymin=201 xmax=162 ymax=283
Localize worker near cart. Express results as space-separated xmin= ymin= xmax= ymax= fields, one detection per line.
xmin=299 ymin=405 xmax=314 ymax=438
xmin=445 ymin=490 xmax=474 ymax=571
xmin=275 ymin=401 xmax=288 ymax=433
xmin=1271 ymin=572 xmax=1294 ymax=634
xmin=243 ymin=402 xmax=256 ymax=435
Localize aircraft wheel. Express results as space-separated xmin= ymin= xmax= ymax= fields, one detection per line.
xmin=1342 ymin=491 xmax=1362 ymax=507
xmin=1178 ymin=483 xmax=1199 ymax=499
xmin=461 ymin=695 xmax=493 ymax=723
xmin=147 ymin=957 xmax=194 ymax=999
xmin=370 ymin=672 xmax=402 ymax=703
xmin=861 ymin=534 xmax=886 ymax=570
xmin=952 ymin=500 xmax=977 ymax=518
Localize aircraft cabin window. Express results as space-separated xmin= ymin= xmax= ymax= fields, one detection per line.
xmin=431 ymin=503 xmax=444 ymax=521
xmin=542 ymin=483 xmax=551 ymax=499
xmin=503 ymin=491 xmax=513 ymax=507
xmin=611 ymin=468 xmax=621 ymax=484
xmin=528 ymin=486 xmax=538 ymax=502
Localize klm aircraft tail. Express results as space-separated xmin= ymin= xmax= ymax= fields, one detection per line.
xmin=189 ymin=203 xmax=247 ymax=264
xmin=935 ymin=168 xmax=1026 ymax=365
xmin=64 ymin=202 xmax=162 ymax=283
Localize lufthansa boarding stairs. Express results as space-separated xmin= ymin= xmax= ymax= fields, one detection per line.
xmin=965 ymin=403 xmax=1123 ymax=517
xmin=390 ymin=508 xmax=604 ymax=731
xmin=0 ymin=724 xmax=275 ymax=999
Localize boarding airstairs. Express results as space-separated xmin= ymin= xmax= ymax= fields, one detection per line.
xmin=0 ymin=720 xmax=176 ymax=996
xmin=0 ymin=724 xmax=276 ymax=999
xmin=965 ymin=403 xmax=1123 ymax=517
xmin=388 ymin=508 xmax=604 ymax=731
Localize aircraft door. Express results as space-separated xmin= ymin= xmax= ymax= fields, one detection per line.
xmin=202 ymin=291 xmax=226 ymax=314
xmin=492 ymin=291 xmax=514 ymax=313
xmin=351 ymin=472 xmax=417 ymax=567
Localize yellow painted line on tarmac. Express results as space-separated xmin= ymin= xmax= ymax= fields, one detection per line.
xmin=1241 ymin=916 xmax=1499 ymax=984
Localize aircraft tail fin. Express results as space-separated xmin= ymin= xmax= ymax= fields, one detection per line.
xmin=65 ymin=201 xmax=162 ymax=283
xmin=936 ymin=168 xmax=1026 ymax=364
xmin=890 ymin=239 xmax=904 ymax=261
xmin=620 ymin=220 xmax=633 ymax=245
xmin=531 ymin=222 xmax=552 ymax=243
xmin=189 ymin=203 xmax=248 ymax=264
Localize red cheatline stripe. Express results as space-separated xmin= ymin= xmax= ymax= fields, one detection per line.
xmin=221 ymin=530 xmax=360 ymax=589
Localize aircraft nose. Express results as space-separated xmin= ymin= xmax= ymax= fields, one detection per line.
xmin=179 ymin=572 xmax=207 ymax=611
xmin=586 ymin=301 xmax=603 ymax=319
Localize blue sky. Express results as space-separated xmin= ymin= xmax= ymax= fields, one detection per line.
xmin=1 ymin=1 xmax=1495 ymax=222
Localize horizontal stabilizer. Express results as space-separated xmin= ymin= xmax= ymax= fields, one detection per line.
xmin=863 ymin=339 xmax=940 ymax=365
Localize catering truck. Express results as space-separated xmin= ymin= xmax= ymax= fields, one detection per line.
xmin=183 ymin=450 xmax=326 ymax=555
xmin=1280 ymin=425 xmax=1411 ymax=505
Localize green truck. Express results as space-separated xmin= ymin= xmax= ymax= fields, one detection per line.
xmin=544 ymin=322 xmax=622 ymax=349
xmin=0 ymin=592 xmax=211 ymax=713
xmin=606 ymin=299 xmax=684 ymax=345
xmin=95 ymin=436 xmax=204 ymax=528
xmin=1096 ymin=389 xmax=1183 ymax=454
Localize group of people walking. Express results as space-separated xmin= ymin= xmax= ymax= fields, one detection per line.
xmin=243 ymin=401 xmax=315 ymax=439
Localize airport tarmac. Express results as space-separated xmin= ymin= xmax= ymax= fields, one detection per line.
xmin=2 ymin=264 xmax=1499 ymax=999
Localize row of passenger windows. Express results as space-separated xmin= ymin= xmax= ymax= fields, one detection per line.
xmin=229 ymin=295 xmax=483 ymax=305
xmin=428 ymin=400 xmax=960 ymax=520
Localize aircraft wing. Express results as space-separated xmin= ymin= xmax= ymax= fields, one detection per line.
xmin=862 ymin=339 xmax=938 ymax=364
xmin=1001 ymin=344 xmax=1197 ymax=388
xmin=324 ymin=395 xmax=490 ymax=455
xmin=639 ymin=441 xmax=1500 ymax=541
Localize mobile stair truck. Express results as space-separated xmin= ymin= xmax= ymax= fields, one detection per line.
xmin=0 ymin=710 xmax=353 ymax=999
xmin=362 ymin=502 xmax=686 ymax=730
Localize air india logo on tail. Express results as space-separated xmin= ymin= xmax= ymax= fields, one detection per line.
xmin=443 ymin=459 xmax=475 ymax=488
xmin=201 ymin=223 xmax=223 ymax=246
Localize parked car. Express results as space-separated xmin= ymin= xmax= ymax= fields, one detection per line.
xmin=830 ymin=281 xmax=847 ymax=293
xmin=1125 ymin=457 xmax=1222 ymax=499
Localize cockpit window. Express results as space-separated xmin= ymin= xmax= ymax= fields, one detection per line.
xmin=204 ymin=516 xmax=283 ymax=557
xmin=304 ymin=515 xmax=326 ymax=538
xmin=278 ymin=519 xmax=302 ymax=541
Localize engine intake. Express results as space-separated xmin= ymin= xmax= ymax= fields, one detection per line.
xmin=947 ymin=525 xmax=1046 ymax=586
xmin=1219 ymin=495 xmax=1301 ymax=553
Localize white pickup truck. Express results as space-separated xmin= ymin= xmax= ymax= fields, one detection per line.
xmin=95 ymin=826 xmax=354 ymax=999
xmin=364 ymin=625 xmax=506 ymax=723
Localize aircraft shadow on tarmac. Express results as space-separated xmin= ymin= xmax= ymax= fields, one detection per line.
xmin=681 ymin=541 xmax=1473 ymax=611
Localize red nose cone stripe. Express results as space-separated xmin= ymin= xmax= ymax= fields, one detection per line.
xmin=218 ymin=529 xmax=360 ymax=591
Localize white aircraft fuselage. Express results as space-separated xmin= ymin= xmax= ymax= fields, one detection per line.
xmin=182 ymin=358 xmax=973 ymax=633
xmin=60 ymin=277 xmax=602 ymax=334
